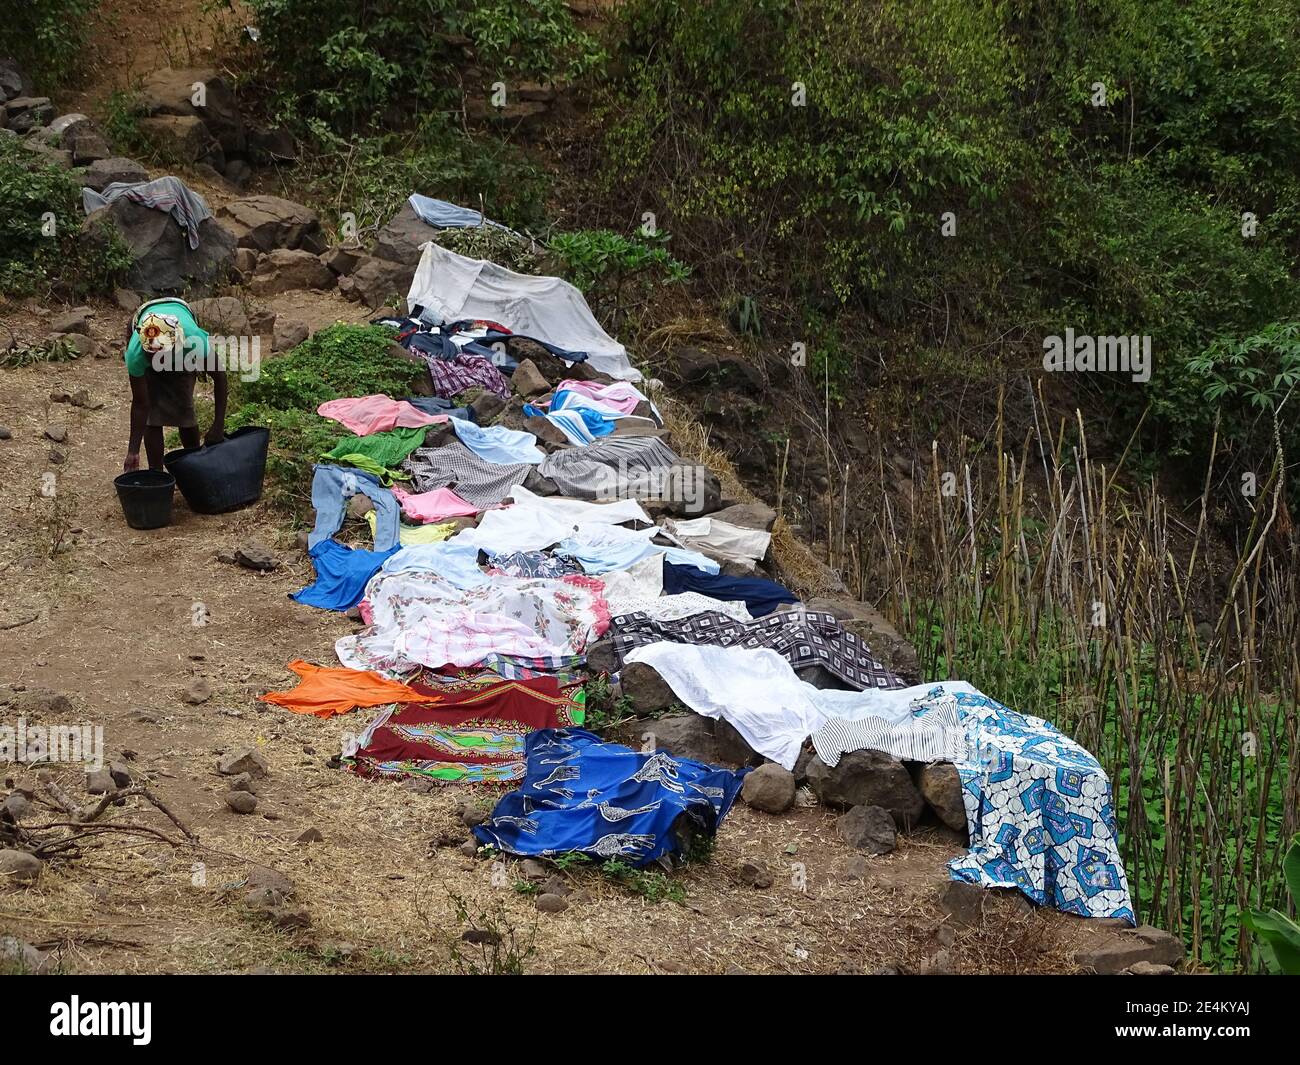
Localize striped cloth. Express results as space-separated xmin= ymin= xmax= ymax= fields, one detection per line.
xmin=811 ymin=693 xmax=968 ymax=766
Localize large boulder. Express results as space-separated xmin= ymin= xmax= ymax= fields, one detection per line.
xmin=249 ymin=248 xmax=336 ymax=295
xmin=1075 ymin=925 xmax=1184 ymax=974
xmin=0 ymin=57 xmax=30 ymax=103
xmin=741 ymin=763 xmax=796 ymax=814
xmin=374 ymin=201 xmax=438 ymax=266
xmin=836 ymin=804 xmax=896 ymax=854
xmin=137 ymin=114 xmax=224 ymax=169
xmin=138 ymin=67 xmax=245 ymax=153
xmin=79 ymin=156 xmax=149 ymax=192
xmin=638 ymin=715 xmax=718 ymax=766
xmin=805 ymin=750 xmax=925 ymax=827
xmin=58 ymin=118 xmax=111 ymax=165
xmin=4 ymin=96 xmax=53 ymax=133
xmin=339 ymin=254 xmax=414 ymax=309
xmin=619 ymin=661 xmax=675 ymax=716
xmin=219 ymin=195 xmax=327 ymax=254
xmin=85 ymin=198 xmax=235 ymax=296
xmin=710 ymin=501 xmax=777 ymax=532
xmin=664 ymin=345 xmax=765 ymax=391
xmin=189 ymin=296 xmax=251 ymax=336
xmin=714 ymin=718 xmax=763 ymax=766
xmin=918 ymin=762 xmax=967 ymax=831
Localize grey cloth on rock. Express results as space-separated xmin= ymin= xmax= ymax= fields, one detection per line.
xmin=82 ymin=176 xmax=213 ymax=250
xmin=538 ymin=436 xmax=680 ymax=500
xmin=402 ymin=441 xmax=533 ymax=509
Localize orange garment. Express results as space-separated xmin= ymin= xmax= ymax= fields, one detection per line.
xmin=261 ymin=660 xmax=434 ymax=719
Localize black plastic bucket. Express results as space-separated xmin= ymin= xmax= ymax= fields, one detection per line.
xmin=114 ymin=470 xmax=176 ymax=529
xmin=164 ymin=426 xmax=270 ymax=514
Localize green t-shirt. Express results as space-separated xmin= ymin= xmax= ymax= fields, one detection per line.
xmin=124 ymin=299 xmax=211 ymax=377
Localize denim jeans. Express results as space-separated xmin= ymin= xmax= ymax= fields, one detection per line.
xmin=308 ymin=464 xmax=401 ymax=552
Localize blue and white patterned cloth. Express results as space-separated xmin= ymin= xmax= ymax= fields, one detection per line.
xmin=474 ymin=728 xmax=746 ymax=866
xmin=911 ymin=683 xmax=1135 ymax=922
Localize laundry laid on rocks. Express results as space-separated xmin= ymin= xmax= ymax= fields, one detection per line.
xmin=403 ymin=441 xmax=534 ymax=509
xmin=406 ymin=194 xmax=518 ymax=236
xmin=261 ymin=659 xmax=429 ymax=719
xmin=252 ymin=207 xmax=1134 ymax=927
xmin=308 ymin=464 xmax=401 ymax=551
xmin=661 ymin=560 xmax=798 ymax=617
xmin=346 ymin=675 xmax=584 ymax=785
xmin=611 ymin=609 xmax=902 ymax=691
xmin=364 ymin=512 xmax=456 ymax=547
xmin=317 ymin=394 xmax=448 ymax=435
xmin=555 ymin=522 xmax=719 ymax=575
xmin=391 ymin=485 xmax=479 ymax=523
xmin=82 ymin=176 xmax=212 ymax=249
xmin=402 ymin=395 xmax=474 ymax=421
xmin=664 ymin=515 xmax=771 ymax=565
xmin=816 ymin=682 xmax=1134 ymax=921
xmin=486 ymin=551 xmax=584 ymax=579
xmin=473 ymin=728 xmax=746 ymax=865
xmin=336 ymin=571 xmax=609 ymax=675
xmin=455 ymin=487 xmax=651 ymax=556
xmin=538 ymin=435 xmax=680 ymax=500
xmin=408 ymin=242 xmax=641 ymax=381
xmin=447 ymin=417 xmax=544 ymax=464
xmin=322 ymin=425 xmax=431 ymax=470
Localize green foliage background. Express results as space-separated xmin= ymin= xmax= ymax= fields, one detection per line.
xmin=598 ymin=0 xmax=1300 ymax=499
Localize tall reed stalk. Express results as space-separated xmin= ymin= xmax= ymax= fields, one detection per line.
xmin=855 ymin=398 xmax=1298 ymax=971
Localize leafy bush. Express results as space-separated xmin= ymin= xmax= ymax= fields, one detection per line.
xmin=549 ymin=229 xmax=689 ymax=322
xmin=599 ymin=0 xmax=1300 ymax=505
xmin=0 ymin=0 xmax=93 ymax=87
xmin=296 ymin=119 xmax=550 ymax=236
xmin=228 ymin=324 xmax=428 ymax=517
xmin=0 ymin=139 xmax=133 ymax=298
xmin=246 ymin=0 xmax=603 ymax=132
xmin=1244 ymin=836 xmax=1300 ymax=974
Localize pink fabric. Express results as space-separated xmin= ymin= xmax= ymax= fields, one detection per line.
xmin=549 ymin=379 xmax=646 ymax=415
xmin=391 ymin=486 xmax=480 ymax=523
xmin=317 ymin=395 xmax=447 ymax=435
xmin=400 ymin=612 xmax=558 ymax=667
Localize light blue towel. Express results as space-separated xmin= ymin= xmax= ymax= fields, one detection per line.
xmin=380 ymin=540 xmax=491 ymax=589
xmin=449 ymin=417 xmax=544 ymax=464
xmin=407 ymin=194 xmax=518 ymax=236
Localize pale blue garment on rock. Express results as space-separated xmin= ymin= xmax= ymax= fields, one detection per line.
xmin=449 ymin=417 xmax=544 ymax=464
xmin=379 ymin=539 xmax=491 ymax=589
xmin=554 ymin=525 xmax=719 ymax=576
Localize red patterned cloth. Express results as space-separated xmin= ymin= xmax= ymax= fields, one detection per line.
xmin=348 ymin=676 xmax=585 ymax=785
xmin=426 ymin=352 xmax=509 ymax=401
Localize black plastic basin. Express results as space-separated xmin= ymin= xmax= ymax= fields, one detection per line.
xmin=163 ymin=426 xmax=270 ymax=514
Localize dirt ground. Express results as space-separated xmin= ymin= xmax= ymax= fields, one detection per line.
xmin=0 ymin=286 xmax=1122 ymax=975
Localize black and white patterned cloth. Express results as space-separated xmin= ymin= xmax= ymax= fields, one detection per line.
xmin=402 ymin=441 xmax=533 ymax=509
xmin=611 ymin=609 xmax=903 ymax=691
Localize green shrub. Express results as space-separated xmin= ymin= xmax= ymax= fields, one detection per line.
xmin=0 ymin=0 xmax=94 ymax=87
xmin=549 ymin=228 xmax=689 ymax=322
xmin=295 ymin=119 xmax=550 ymax=236
xmin=229 ymin=324 xmax=428 ymax=517
xmin=247 ymin=0 xmax=603 ymax=132
xmin=0 ymin=139 xmax=133 ymax=298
